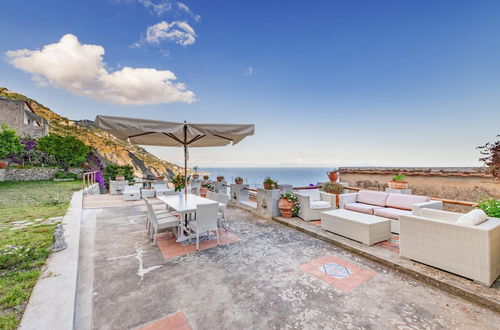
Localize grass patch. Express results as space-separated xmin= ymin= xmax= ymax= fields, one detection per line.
xmin=0 ymin=180 xmax=82 ymax=329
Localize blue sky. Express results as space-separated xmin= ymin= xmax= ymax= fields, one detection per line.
xmin=1 ymin=0 xmax=499 ymax=167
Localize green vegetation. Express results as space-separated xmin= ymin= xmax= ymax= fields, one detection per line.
xmin=38 ymin=134 xmax=90 ymax=172
xmin=0 ymin=180 xmax=82 ymax=329
xmin=169 ymin=173 xmax=190 ymax=191
xmin=477 ymin=135 xmax=500 ymax=180
xmin=103 ymin=164 xmax=134 ymax=186
xmin=280 ymin=191 xmax=301 ymax=215
xmin=477 ymin=198 xmax=500 ymax=218
xmin=0 ymin=125 xmax=22 ymax=159
xmin=263 ymin=177 xmax=278 ymax=190
xmin=321 ymin=182 xmax=345 ymax=194
xmin=391 ymin=173 xmax=406 ymax=182
xmin=53 ymin=171 xmax=78 ymax=180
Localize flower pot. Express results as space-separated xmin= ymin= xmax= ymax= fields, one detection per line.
xmin=203 ymin=176 xmax=209 ymax=180
xmin=327 ymin=171 xmax=338 ymax=182
xmin=199 ymin=186 xmax=208 ymax=197
xmin=278 ymin=198 xmax=295 ymax=218
xmin=193 ymin=174 xmax=199 ymax=179
xmin=82 ymin=162 xmax=90 ymax=169
xmin=116 ymin=176 xmax=125 ymax=181
xmin=217 ymin=177 xmax=224 ymax=182
xmin=388 ymin=181 xmax=409 ymax=189
xmin=263 ymin=182 xmax=274 ymax=190
xmin=0 ymin=161 xmax=8 ymax=169
xmin=156 ymin=176 xmax=165 ymax=181
xmin=235 ymin=179 xmax=244 ymax=185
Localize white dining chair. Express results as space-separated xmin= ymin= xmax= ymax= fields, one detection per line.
xmin=144 ymin=198 xmax=180 ymax=246
xmin=188 ymin=202 xmax=220 ymax=250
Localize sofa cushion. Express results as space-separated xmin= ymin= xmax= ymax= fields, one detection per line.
xmin=356 ymin=191 xmax=389 ymax=206
xmin=344 ymin=202 xmax=385 ymax=215
xmin=456 ymin=209 xmax=488 ymax=226
xmin=385 ymin=193 xmax=429 ymax=210
xmin=310 ymin=200 xmax=331 ymax=209
xmin=298 ymin=189 xmax=321 ymax=202
xmin=373 ymin=207 xmax=412 ymax=220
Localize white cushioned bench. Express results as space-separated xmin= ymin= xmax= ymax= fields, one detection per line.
xmin=321 ymin=209 xmax=391 ymax=246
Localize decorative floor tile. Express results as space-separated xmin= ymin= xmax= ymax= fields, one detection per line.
xmin=319 ymin=263 xmax=351 ymax=279
xmin=156 ymin=229 xmax=241 ymax=259
xmin=300 ymin=255 xmax=376 ymax=293
xmin=375 ymin=234 xmax=400 ymax=253
xmin=136 ymin=311 xmax=191 ymax=330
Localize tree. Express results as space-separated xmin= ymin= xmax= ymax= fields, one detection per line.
xmin=477 ymin=135 xmax=500 ymax=181
xmin=0 ymin=124 xmax=23 ymax=159
xmin=37 ymin=134 xmax=90 ymax=172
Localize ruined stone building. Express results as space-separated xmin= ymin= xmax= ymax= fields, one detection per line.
xmin=0 ymin=97 xmax=48 ymax=138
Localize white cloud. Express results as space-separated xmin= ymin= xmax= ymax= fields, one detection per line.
xmin=245 ymin=67 xmax=254 ymax=76
xmin=138 ymin=0 xmax=172 ymax=16
xmin=6 ymin=34 xmax=196 ymax=105
xmin=177 ymin=2 xmax=201 ymax=22
xmin=144 ymin=21 xmax=196 ymax=46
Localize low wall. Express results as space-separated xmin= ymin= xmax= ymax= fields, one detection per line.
xmin=338 ymin=167 xmax=499 ymax=212
xmin=83 ymin=183 xmax=100 ymax=195
xmin=0 ymin=167 xmax=84 ymax=182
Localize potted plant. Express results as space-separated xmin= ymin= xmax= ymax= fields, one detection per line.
xmin=279 ymin=191 xmax=300 ymax=218
xmin=168 ymin=173 xmax=190 ymax=195
xmin=193 ymin=173 xmax=200 ymax=179
xmin=216 ymin=175 xmax=225 ymax=182
xmin=327 ymin=168 xmax=339 ymax=182
xmin=115 ymin=168 xmax=126 ymax=181
xmin=321 ymin=182 xmax=345 ymax=207
xmin=156 ymin=175 xmax=165 ymax=181
xmin=235 ymin=176 xmax=244 ymax=184
xmin=263 ymin=177 xmax=278 ymax=190
xmin=388 ymin=173 xmax=409 ymax=189
xmin=199 ymin=182 xmax=215 ymax=197
xmin=477 ymin=198 xmax=500 ymax=218
xmin=203 ymin=175 xmax=209 ymax=180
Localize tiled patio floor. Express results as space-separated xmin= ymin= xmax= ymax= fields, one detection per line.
xmin=77 ymin=204 xmax=500 ymax=329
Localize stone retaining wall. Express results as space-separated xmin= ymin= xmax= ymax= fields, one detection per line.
xmin=83 ymin=183 xmax=100 ymax=195
xmin=0 ymin=167 xmax=84 ymax=182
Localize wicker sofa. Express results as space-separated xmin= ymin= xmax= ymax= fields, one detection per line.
xmin=400 ymin=208 xmax=500 ymax=286
xmin=339 ymin=190 xmax=442 ymax=233
xmin=295 ymin=189 xmax=337 ymax=221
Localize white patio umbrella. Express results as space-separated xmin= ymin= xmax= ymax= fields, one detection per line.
xmin=94 ymin=115 xmax=255 ymax=197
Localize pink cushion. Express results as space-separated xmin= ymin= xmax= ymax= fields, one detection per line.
xmin=373 ymin=207 xmax=412 ymax=220
xmin=385 ymin=193 xmax=429 ymax=210
xmin=344 ymin=202 xmax=385 ymax=215
xmin=356 ymin=191 xmax=389 ymax=206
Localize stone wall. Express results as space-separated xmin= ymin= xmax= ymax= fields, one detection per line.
xmin=338 ymin=167 xmax=499 ymax=212
xmin=0 ymin=168 xmax=85 ymax=182
xmin=0 ymin=98 xmax=48 ymax=138
xmin=83 ymin=183 xmax=100 ymax=195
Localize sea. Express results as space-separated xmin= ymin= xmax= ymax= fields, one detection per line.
xmin=199 ymin=167 xmax=334 ymax=188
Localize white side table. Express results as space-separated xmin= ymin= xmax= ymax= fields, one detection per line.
xmin=141 ymin=189 xmax=155 ymax=198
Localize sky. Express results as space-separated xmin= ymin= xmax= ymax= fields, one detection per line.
xmin=1 ymin=0 xmax=499 ymax=168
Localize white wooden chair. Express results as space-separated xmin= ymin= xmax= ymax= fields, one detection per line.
xmin=188 ymin=203 xmax=220 ymax=250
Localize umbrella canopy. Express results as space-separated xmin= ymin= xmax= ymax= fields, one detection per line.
xmin=94 ymin=115 xmax=254 ymax=196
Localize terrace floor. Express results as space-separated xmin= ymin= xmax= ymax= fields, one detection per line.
xmin=76 ymin=198 xmax=499 ymax=329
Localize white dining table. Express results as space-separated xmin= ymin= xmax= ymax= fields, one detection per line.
xmin=157 ymin=194 xmax=221 ymax=242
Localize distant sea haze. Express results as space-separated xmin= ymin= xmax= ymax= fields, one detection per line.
xmin=199 ymin=167 xmax=335 ymax=187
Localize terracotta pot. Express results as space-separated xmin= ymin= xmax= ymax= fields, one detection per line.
xmin=203 ymin=176 xmax=209 ymax=180
xmin=156 ymin=176 xmax=165 ymax=181
xmin=199 ymin=186 xmax=208 ymax=197
xmin=263 ymin=182 xmax=274 ymax=190
xmin=279 ymin=198 xmax=295 ymax=218
xmin=116 ymin=176 xmax=125 ymax=181
xmin=217 ymin=177 xmax=224 ymax=182
xmin=327 ymin=171 xmax=339 ymax=182
xmin=0 ymin=161 xmax=8 ymax=169
xmin=193 ymin=174 xmax=199 ymax=179
xmin=388 ymin=181 xmax=409 ymax=189
xmin=235 ymin=179 xmax=244 ymax=184
xmin=82 ymin=162 xmax=90 ymax=169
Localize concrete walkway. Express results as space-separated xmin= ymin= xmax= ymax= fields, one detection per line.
xmin=76 ymin=204 xmax=499 ymax=329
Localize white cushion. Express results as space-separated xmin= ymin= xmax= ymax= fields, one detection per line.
xmin=373 ymin=207 xmax=412 ymax=220
xmin=456 ymin=209 xmax=488 ymax=226
xmin=344 ymin=202 xmax=385 ymax=215
xmin=297 ymin=189 xmax=321 ymax=201
xmin=310 ymin=200 xmax=331 ymax=209
xmin=356 ymin=191 xmax=389 ymax=206
xmin=385 ymin=193 xmax=429 ymax=210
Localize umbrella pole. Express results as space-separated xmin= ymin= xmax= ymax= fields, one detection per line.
xmin=184 ymin=144 xmax=188 ymax=199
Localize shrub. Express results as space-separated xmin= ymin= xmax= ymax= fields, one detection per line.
xmin=0 ymin=124 xmax=23 ymax=159
xmin=263 ymin=177 xmax=278 ymax=189
xmin=477 ymin=135 xmax=500 ymax=180
xmin=169 ymin=173 xmax=191 ymax=191
xmin=280 ymin=191 xmax=301 ymax=215
xmin=103 ymin=164 xmax=134 ymax=186
xmin=477 ymin=198 xmax=500 ymax=218
xmin=38 ymin=134 xmax=90 ymax=171
xmin=321 ymin=182 xmax=344 ymax=194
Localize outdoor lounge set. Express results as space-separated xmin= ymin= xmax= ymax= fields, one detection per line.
xmin=294 ymin=188 xmax=500 ymax=286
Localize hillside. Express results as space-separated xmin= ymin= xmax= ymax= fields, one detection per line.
xmin=0 ymin=87 xmax=182 ymax=177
